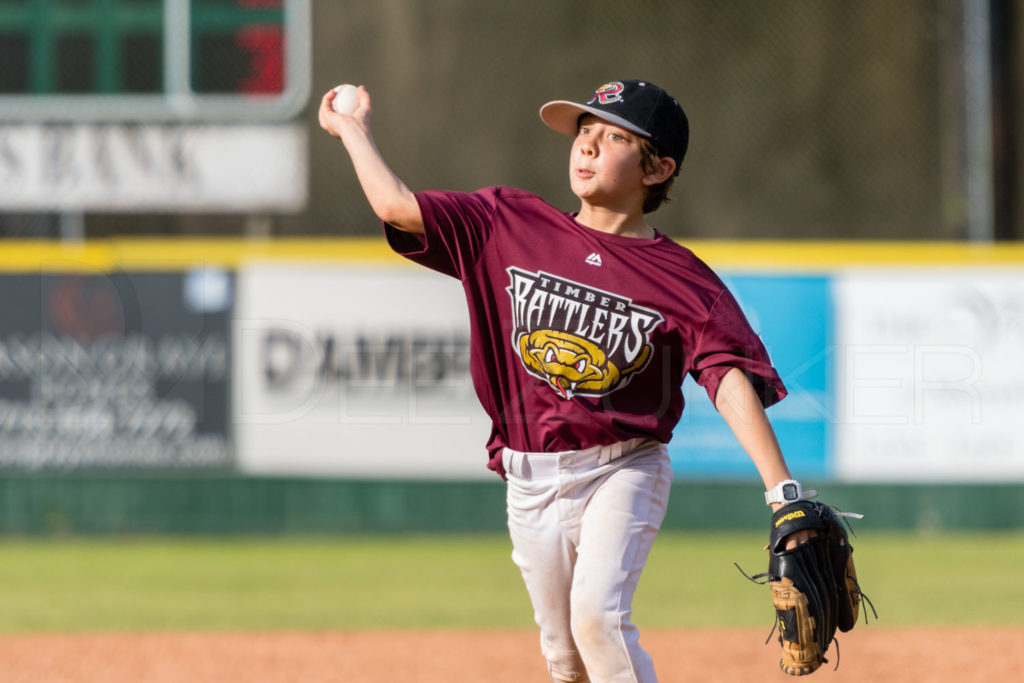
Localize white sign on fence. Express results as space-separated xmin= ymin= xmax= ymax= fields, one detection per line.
xmin=835 ymin=269 xmax=1024 ymax=481
xmin=0 ymin=123 xmax=307 ymax=212
xmin=233 ymin=263 xmax=493 ymax=479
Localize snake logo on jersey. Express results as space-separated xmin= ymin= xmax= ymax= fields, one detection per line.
xmin=506 ymin=267 xmax=664 ymax=400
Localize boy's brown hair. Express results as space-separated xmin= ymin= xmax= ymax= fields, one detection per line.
xmin=638 ymin=137 xmax=675 ymax=214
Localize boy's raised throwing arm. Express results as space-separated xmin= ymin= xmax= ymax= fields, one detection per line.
xmin=318 ymin=86 xmax=424 ymax=235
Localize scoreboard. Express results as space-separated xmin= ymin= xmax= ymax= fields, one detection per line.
xmin=0 ymin=0 xmax=310 ymax=121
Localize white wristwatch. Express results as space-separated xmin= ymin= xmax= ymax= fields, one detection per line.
xmin=764 ymin=479 xmax=817 ymax=506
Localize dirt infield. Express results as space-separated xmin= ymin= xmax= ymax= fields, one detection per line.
xmin=0 ymin=627 xmax=1020 ymax=682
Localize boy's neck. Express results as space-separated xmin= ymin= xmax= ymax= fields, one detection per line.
xmin=576 ymin=205 xmax=655 ymax=240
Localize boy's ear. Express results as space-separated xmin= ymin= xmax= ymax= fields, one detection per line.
xmin=643 ymin=156 xmax=677 ymax=186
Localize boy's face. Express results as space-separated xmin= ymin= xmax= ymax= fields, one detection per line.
xmin=569 ymin=115 xmax=650 ymax=210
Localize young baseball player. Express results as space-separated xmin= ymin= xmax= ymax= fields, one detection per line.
xmin=320 ymin=79 xmax=812 ymax=682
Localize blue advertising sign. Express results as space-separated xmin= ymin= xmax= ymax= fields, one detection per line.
xmin=668 ymin=274 xmax=834 ymax=480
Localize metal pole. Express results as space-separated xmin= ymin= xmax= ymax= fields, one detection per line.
xmin=963 ymin=0 xmax=995 ymax=242
xmin=60 ymin=212 xmax=85 ymax=241
xmin=165 ymin=0 xmax=192 ymax=115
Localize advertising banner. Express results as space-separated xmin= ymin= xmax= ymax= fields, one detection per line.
xmin=6 ymin=247 xmax=1021 ymax=483
xmin=835 ymin=269 xmax=1024 ymax=481
xmin=669 ymin=275 xmax=833 ymax=480
xmin=0 ymin=124 xmax=307 ymax=212
xmin=0 ymin=270 xmax=233 ymax=469
xmin=233 ymin=265 xmax=834 ymax=480
xmin=233 ymin=264 xmax=493 ymax=479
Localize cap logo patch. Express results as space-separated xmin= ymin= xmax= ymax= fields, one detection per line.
xmin=587 ymin=82 xmax=625 ymax=106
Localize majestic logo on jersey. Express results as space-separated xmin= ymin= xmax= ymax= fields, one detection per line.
xmin=506 ymin=267 xmax=663 ymax=400
xmin=588 ymin=82 xmax=625 ymax=106
xmin=585 ymin=252 xmax=603 ymax=266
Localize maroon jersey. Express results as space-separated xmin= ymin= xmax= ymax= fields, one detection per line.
xmin=385 ymin=186 xmax=786 ymax=476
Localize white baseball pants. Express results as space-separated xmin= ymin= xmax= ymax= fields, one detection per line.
xmin=503 ymin=438 xmax=673 ymax=683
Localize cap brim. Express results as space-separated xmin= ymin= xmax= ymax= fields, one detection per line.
xmin=539 ymin=101 xmax=652 ymax=139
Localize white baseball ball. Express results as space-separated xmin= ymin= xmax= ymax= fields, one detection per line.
xmin=331 ymin=84 xmax=359 ymax=115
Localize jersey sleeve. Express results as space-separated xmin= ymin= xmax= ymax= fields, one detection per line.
xmin=383 ymin=188 xmax=499 ymax=280
xmin=689 ymin=289 xmax=787 ymax=408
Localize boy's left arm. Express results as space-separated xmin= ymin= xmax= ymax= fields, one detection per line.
xmin=717 ymin=368 xmax=871 ymax=676
xmin=714 ymin=367 xmax=812 ymax=548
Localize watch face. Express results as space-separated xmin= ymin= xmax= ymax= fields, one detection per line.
xmin=783 ymin=483 xmax=799 ymax=500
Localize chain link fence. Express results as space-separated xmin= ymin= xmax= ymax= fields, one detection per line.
xmin=0 ymin=0 xmax=1004 ymax=240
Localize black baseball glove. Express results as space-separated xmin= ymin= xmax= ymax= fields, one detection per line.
xmin=740 ymin=500 xmax=874 ymax=675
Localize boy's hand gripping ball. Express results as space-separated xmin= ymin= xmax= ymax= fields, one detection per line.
xmin=331 ymin=84 xmax=359 ymax=115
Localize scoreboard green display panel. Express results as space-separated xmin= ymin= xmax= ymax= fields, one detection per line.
xmin=0 ymin=0 xmax=310 ymax=121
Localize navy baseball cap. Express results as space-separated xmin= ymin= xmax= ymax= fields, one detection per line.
xmin=540 ymin=79 xmax=689 ymax=173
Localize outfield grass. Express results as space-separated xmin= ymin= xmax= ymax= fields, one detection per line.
xmin=0 ymin=531 xmax=1020 ymax=633
xmin=639 ymin=531 xmax=1024 ymax=627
